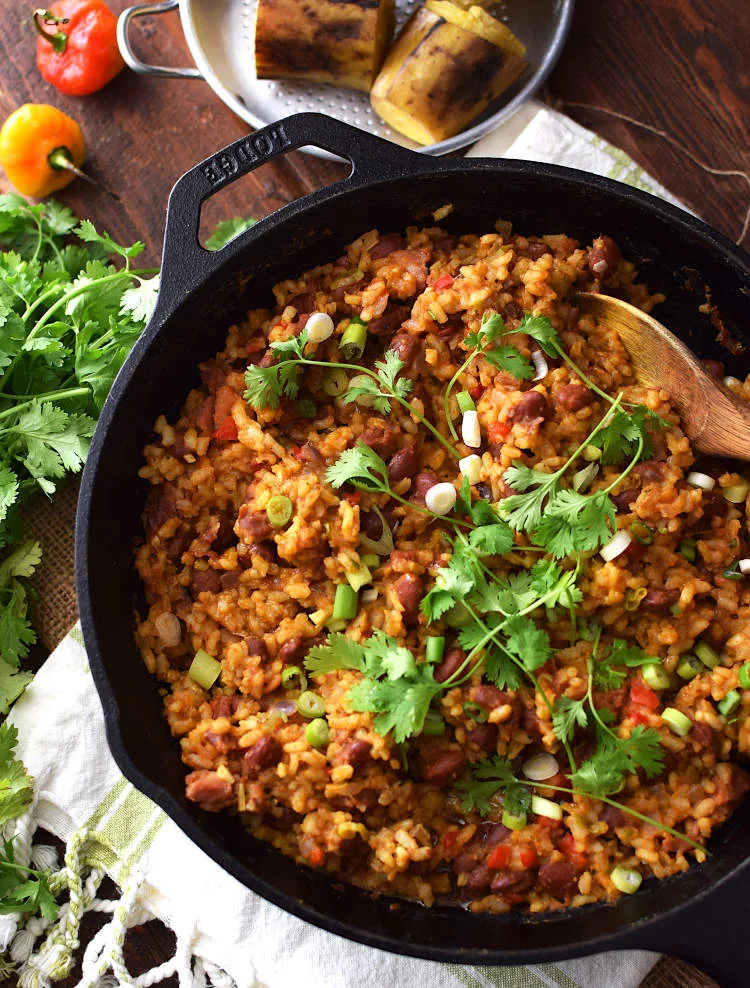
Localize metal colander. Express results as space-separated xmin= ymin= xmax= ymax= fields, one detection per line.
xmin=118 ymin=0 xmax=574 ymax=159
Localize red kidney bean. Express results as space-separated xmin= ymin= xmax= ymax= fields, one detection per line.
xmin=165 ymin=533 xmax=188 ymax=563
xmin=337 ymin=739 xmax=372 ymax=768
xmin=465 ymin=865 xmax=492 ymax=894
xmin=220 ymin=570 xmax=240 ymax=590
xmin=368 ymin=304 xmax=409 ymax=336
xmin=242 ymin=736 xmax=283 ymax=777
xmin=434 ymin=313 xmax=464 ymax=339
xmin=491 ymin=869 xmax=535 ymax=894
xmin=258 ymin=351 xmax=276 ymax=368
xmin=503 ymin=301 xmax=522 ymax=321
xmin=185 ymin=770 xmax=232 ymax=805
xmin=612 ymin=489 xmax=638 ymax=512
xmin=422 ymin=749 xmax=466 ymax=784
xmin=623 ymin=539 xmax=646 ymax=562
xmin=432 ymin=233 xmax=457 ymax=253
xmin=600 ymin=805 xmax=627 ymax=831
xmin=412 ymin=471 xmax=439 ymax=504
xmin=387 ymin=446 xmax=418 ymax=485
xmin=370 ymin=233 xmax=406 ymax=259
xmin=472 ymin=685 xmax=506 ymax=709
xmin=200 ymin=359 xmax=227 ymax=392
xmin=297 ymin=442 xmax=324 ymax=469
xmin=278 ymin=637 xmax=306 ymax=663
xmin=145 ymin=487 xmax=177 ymax=532
xmin=527 ymin=241 xmax=552 ymax=260
xmin=360 ymin=420 xmax=401 ymax=458
xmin=634 ymin=461 xmax=666 ymax=483
xmin=690 ymin=721 xmax=721 ymax=754
xmin=538 ymin=860 xmax=579 ymax=897
xmin=641 ymin=588 xmax=680 ymax=613
xmin=700 ymin=489 xmax=727 ymax=521
xmin=395 ymin=573 xmax=423 ymax=625
xmin=237 ymin=507 xmax=273 ymax=541
xmin=360 ymin=510 xmax=384 ymax=541
xmin=209 ymin=695 xmax=233 ymax=719
xmin=476 ymin=483 xmax=492 ymax=500
xmin=555 ymin=384 xmax=593 ymax=412
xmin=434 ymin=647 xmax=466 ymax=683
xmin=588 ymin=235 xmax=621 ymax=281
xmin=508 ymin=391 xmax=549 ymax=424
xmin=288 ymin=292 xmax=314 ymax=314
xmin=388 ymin=332 xmax=423 ymax=371
xmin=191 ymin=568 xmax=221 ymax=596
xmin=522 ymin=706 xmax=543 ymax=740
xmin=452 ymin=850 xmax=478 ymax=873
xmin=246 ymin=637 xmax=268 ymax=659
xmin=480 ymin=822 xmax=511 ymax=846
xmin=467 ymin=723 xmax=498 ymax=753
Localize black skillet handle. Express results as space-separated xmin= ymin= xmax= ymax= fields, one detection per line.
xmin=159 ymin=113 xmax=427 ymax=304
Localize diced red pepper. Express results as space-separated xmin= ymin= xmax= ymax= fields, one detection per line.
xmin=519 ymin=846 xmax=537 ymax=869
xmin=291 ymin=445 xmax=303 ymax=459
xmin=469 ymin=383 xmax=485 ymax=401
xmin=558 ymin=832 xmax=586 ymax=871
xmin=345 ymin=491 xmax=362 ymax=505
xmin=630 ymin=680 xmax=660 ymax=710
xmin=505 ymin=892 xmax=525 ymax=905
xmin=213 ymin=417 xmax=238 ymax=441
xmin=308 ymin=846 xmax=324 ymax=867
xmin=488 ymin=422 xmax=511 ymax=443
xmin=487 ymin=844 xmax=511 ymax=869
xmin=246 ymin=336 xmax=265 ymax=353
xmin=625 ymin=706 xmax=651 ymax=726
xmin=536 ymin=815 xmax=562 ymax=830
xmin=443 ymin=830 xmax=458 ymax=851
xmin=432 ymin=273 xmax=455 ymax=291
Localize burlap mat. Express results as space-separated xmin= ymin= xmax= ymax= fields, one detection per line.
xmin=17 ymin=485 xmax=717 ymax=987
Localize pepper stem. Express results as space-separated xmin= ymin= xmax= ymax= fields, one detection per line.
xmin=33 ymin=9 xmax=69 ymax=54
xmin=47 ymin=147 xmax=120 ymax=201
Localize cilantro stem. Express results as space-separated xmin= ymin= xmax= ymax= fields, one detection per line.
xmin=552 ymin=342 xmax=618 ymax=406
xmin=443 ymin=350 xmax=477 ymax=442
xmin=384 ymin=488 xmax=473 ymax=530
xmin=0 ymin=859 xmax=52 ymax=879
xmin=601 ymin=435 xmax=644 ymax=494
xmin=0 ymin=386 xmax=90 ymax=425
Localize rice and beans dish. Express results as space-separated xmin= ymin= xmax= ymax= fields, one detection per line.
xmin=135 ymin=222 xmax=750 ymax=913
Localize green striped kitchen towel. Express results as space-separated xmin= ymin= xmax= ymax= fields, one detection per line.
xmin=2 ymin=102 xmax=682 ymax=986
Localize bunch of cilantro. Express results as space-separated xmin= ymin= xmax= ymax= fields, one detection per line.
xmin=0 ymin=194 xmax=161 ymax=713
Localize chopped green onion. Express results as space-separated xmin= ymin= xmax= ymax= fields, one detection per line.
xmin=669 ymin=604 xmax=683 ymax=617
xmin=573 ymin=462 xmax=599 ymax=493
xmin=360 ymin=553 xmax=380 ymax=569
xmin=739 ymin=662 xmax=750 ymax=690
xmin=676 ymin=655 xmax=702 ymax=680
xmin=326 ymin=617 xmax=348 ymax=633
xmin=678 ymin=538 xmax=697 ymax=562
xmin=332 ymin=268 xmax=364 ymax=290
xmin=305 ymin=718 xmax=329 ymax=748
xmin=425 ymin=636 xmax=445 ymax=665
xmin=718 ymin=690 xmax=741 ymax=717
xmin=266 ymin=495 xmax=293 ymax=528
xmin=188 ymin=649 xmax=221 ymax=689
xmin=345 ymin=563 xmax=372 ymax=593
xmin=631 ymin=521 xmax=654 ymax=545
xmin=445 ymin=602 xmax=472 ymax=629
xmin=723 ymin=562 xmax=744 ymax=580
xmin=281 ymin=665 xmax=306 ymax=691
xmin=582 ymin=444 xmax=602 ymax=462
xmin=463 ymin=702 xmax=488 ymax=723
xmin=297 ymin=691 xmax=326 ymax=719
xmin=323 ymin=368 xmax=348 ymax=397
xmin=624 ymin=587 xmax=647 ymax=612
xmin=423 ymin=711 xmax=446 ymax=736
xmin=295 ymin=399 xmax=317 ymax=419
xmin=340 ymin=319 xmax=368 ymax=360
xmin=662 ymin=707 xmax=692 ymax=736
xmin=722 ymin=480 xmax=749 ymax=503
xmin=642 ymin=663 xmax=671 ymax=691
xmin=530 ymin=795 xmax=562 ymax=821
xmin=333 ymin=583 xmax=358 ymax=621
xmin=610 ymin=866 xmax=643 ymax=894
xmin=457 ymin=390 xmax=476 ymax=414
xmin=694 ymin=641 xmax=721 ymax=669
xmin=502 ymin=810 xmax=527 ymax=831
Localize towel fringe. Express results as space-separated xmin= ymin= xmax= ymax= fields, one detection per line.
xmin=2 ymin=824 xmax=238 ymax=988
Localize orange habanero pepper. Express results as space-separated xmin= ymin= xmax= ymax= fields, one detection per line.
xmin=34 ymin=1 xmax=124 ymax=96
xmin=0 ymin=104 xmax=86 ymax=198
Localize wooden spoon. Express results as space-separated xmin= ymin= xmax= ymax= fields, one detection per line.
xmin=575 ymin=291 xmax=750 ymax=461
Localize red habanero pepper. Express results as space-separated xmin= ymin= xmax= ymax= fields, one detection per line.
xmin=432 ymin=273 xmax=455 ymax=291
xmin=213 ymin=417 xmax=238 ymax=441
xmin=34 ymin=1 xmax=124 ymax=96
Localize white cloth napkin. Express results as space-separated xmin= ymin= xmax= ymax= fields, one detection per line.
xmin=7 ymin=102 xmax=683 ymax=988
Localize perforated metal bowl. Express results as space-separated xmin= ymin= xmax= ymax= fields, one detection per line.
xmin=118 ymin=0 xmax=574 ymax=159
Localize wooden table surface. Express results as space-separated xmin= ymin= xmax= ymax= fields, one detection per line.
xmin=0 ymin=0 xmax=747 ymax=983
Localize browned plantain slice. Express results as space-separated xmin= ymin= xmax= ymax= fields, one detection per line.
xmin=370 ymin=2 xmax=527 ymax=145
xmin=254 ymin=0 xmax=395 ymax=93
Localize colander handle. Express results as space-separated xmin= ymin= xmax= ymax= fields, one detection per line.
xmin=117 ymin=0 xmax=203 ymax=79
xmin=159 ymin=112 xmax=429 ymax=300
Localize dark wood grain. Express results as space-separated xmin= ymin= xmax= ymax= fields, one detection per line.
xmin=0 ymin=0 xmax=746 ymax=982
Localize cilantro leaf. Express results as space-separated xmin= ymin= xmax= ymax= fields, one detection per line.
xmin=0 ymin=838 xmax=58 ymax=921
xmin=205 ymin=217 xmax=257 ymax=251
xmin=120 ymin=275 xmax=160 ymax=324
xmin=455 ymin=755 xmax=518 ymax=815
xmin=349 ymin=670 xmax=439 ymax=743
xmin=552 ymin=696 xmax=589 ymax=743
xmin=483 ymin=344 xmax=533 ymax=380
xmin=499 ymin=465 xmax=560 ymax=533
xmin=484 ymin=646 xmax=523 ymax=689
xmin=325 ymin=441 xmax=389 ymax=493
xmin=0 ymin=723 xmax=33 ymax=825
xmin=533 ymin=489 xmax=616 ymax=558
xmin=468 ymin=521 xmax=514 ymax=555
xmin=503 ymin=614 xmax=551 ymax=671
xmin=517 ymin=313 xmax=561 ymax=356
xmin=305 ymin=633 xmax=366 ymax=675
xmin=464 ymin=312 xmax=505 ymax=350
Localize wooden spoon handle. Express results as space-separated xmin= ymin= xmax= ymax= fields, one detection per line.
xmin=683 ymin=374 xmax=750 ymax=460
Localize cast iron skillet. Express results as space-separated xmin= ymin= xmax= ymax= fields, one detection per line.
xmin=76 ymin=113 xmax=750 ymax=984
